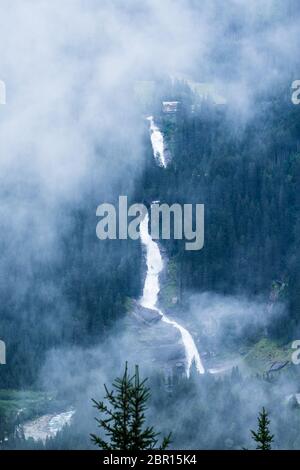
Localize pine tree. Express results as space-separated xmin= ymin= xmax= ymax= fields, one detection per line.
xmin=251 ymin=407 xmax=274 ymax=450
xmin=90 ymin=363 xmax=172 ymax=450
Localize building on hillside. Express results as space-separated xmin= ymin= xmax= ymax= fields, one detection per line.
xmin=162 ymin=101 xmax=180 ymax=114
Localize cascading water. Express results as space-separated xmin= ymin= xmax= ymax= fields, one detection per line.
xmin=146 ymin=116 xmax=167 ymax=168
xmin=141 ymin=117 xmax=205 ymax=377
xmin=140 ymin=213 xmax=204 ymax=377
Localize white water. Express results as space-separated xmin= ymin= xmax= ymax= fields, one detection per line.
xmin=146 ymin=116 xmax=167 ymax=168
xmin=140 ymin=212 xmax=204 ymax=377
xmin=22 ymin=409 xmax=75 ymax=443
xmin=143 ymin=116 xmax=204 ymax=376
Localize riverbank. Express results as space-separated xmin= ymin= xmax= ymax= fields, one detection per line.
xmin=0 ymin=389 xmax=74 ymax=444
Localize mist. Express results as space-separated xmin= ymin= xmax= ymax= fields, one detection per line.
xmin=0 ymin=0 xmax=299 ymax=451
xmin=0 ymin=0 xmax=298 ymax=280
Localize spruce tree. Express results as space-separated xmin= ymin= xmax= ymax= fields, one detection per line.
xmin=251 ymin=407 xmax=274 ymax=450
xmin=90 ymin=363 xmax=171 ymax=450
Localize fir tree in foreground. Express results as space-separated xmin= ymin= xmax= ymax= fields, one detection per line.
xmin=251 ymin=407 xmax=274 ymax=450
xmin=90 ymin=363 xmax=172 ymax=450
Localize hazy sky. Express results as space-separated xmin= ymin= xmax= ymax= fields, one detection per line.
xmin=0 ymin=0 xmax=298 ymax=204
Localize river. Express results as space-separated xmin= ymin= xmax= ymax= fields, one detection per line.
xmin=21 ymin=409 xmax=75 ymax=443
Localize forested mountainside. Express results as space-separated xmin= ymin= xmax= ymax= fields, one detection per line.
xmin=1 ymin=118 xmax=145 ymax=388
xmin=139 ymin=79 xmax=300 ymax=343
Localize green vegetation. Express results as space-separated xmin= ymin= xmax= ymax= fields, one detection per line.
xmin=124 ymin=296 xmax=135 ymax=312
xmin=91 ymin=363 xmax=171 ymax=450
xmin=143 ymin=79 xmax=300 ymax=347
xmin=244 ymin=338 xmax=291 ymax=373
xmin=159 ymin=259 xmax=179 ymax=310
xmin=251 ymin=408 xmax=274 ymax=450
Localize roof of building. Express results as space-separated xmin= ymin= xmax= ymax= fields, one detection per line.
xmin=268 ymin=360 xmax=289 ymax=372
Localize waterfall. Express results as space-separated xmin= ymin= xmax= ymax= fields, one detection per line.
xmin=140 ymin=119 xmax=205 ymax=376
xmin=146 ymin=116 xmax=167 ymax=168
